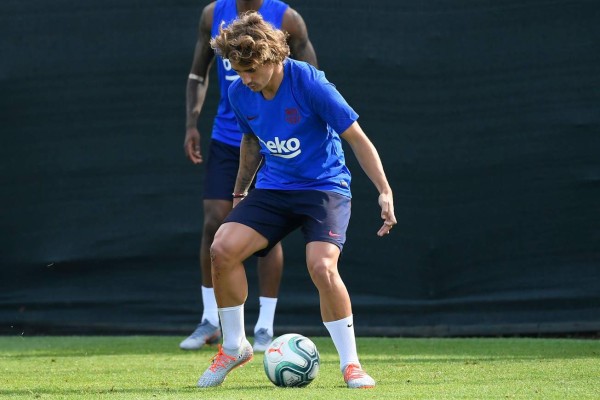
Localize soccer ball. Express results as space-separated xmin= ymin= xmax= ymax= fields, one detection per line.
xmin=263 ymin=333 xmax=320 ymax=387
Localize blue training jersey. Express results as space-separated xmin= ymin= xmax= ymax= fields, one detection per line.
xmin=211 ymin=0 xmax=288 ymax=147
xmin=229 ymin=59 xmax=358 ymax=197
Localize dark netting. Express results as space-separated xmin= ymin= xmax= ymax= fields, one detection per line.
xmin=1 ymin=0 xmax=599 ymax=336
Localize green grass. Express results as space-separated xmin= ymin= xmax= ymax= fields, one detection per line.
xmin=1 ymin=336 xmax=599 ymax=399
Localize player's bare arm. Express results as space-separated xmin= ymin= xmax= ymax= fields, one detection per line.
xmin=232 ymin=133 xmax=263 ymax=205
xmin=341 ymin=122 xmax=397 ymax=236
xmin=281 ymin=8 xmax=318 ymax=67
xmin=184 ymin=2 xmax=216 ymax=164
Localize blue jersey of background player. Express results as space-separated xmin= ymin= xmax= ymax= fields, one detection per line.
xmin=181 ymin=0 xmax=317 ymax=353
xmin=211 ymin=0 xmax=288 ymax=147
xmin=230 ymin=59 xmax=355 ymax=196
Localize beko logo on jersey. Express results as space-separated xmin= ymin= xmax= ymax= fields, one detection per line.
xmin=264 ymin=137 xmax=302 ymax=159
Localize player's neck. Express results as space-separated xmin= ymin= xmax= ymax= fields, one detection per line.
xmin=261 ymin=63 xmax=284 ymax=100
xmin=237 ymin=0 xmax=263 ymax=14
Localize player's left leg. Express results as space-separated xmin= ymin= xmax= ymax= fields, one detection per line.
xmin=305 ymin=241 xmax=375 ymax=389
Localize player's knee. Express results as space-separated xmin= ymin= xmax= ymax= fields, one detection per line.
xmin=308 ymin=260 xmax=338 ymax=289
xmin=209 ymin=239 xmax=234 ymax=270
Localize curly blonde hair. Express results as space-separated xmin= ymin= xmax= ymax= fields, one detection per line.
xmin=210 ymin=11 xmax=290 ymax=68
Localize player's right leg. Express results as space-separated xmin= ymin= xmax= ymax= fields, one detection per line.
xmin=179 ymin=199 xmax=231 ymax=350
xmin=181 ymin=140 xmax=239 ymax=350
xmin=197 ymin=222 xmax=269 ymax=387
xmin=197 ymin=190 xmax=293 ymax=387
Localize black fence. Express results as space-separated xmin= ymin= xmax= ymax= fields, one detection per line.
xmin=1 ymin=0 xmax=599 ymax=336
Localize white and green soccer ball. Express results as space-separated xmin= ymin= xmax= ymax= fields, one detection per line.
xmin=263 ymin=333 xmax=320 ymax=387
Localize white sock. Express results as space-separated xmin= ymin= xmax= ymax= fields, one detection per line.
xmin=254 ymin=296 xmax=277 ymax=336
xmin=219 ymin=304 xmax=246 ymax=352
xmin=323 ymin=315 xmax=360 ymax=371
xmin=201 ymin=286 xmax=219 ymax=326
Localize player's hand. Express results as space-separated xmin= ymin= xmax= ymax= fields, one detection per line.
xmin=184 ymin=127 xmax=203 ymax=164
xmin=377 ymin=192 xmax=396 ymax=237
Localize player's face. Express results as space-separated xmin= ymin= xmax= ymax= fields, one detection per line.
xmin=231 ymin=61 xmax=276 ymax=93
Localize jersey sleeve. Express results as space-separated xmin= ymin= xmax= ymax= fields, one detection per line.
xmin=228 ymin=81 xmax=253 ymax=134
xmin=299 ymin=66 xmax=359 ymax=134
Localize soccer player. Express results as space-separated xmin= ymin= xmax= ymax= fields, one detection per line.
xmin=196 ymin=12 xmax=396 ymax=389
xmin=181 ymin=0 xmax=317 ymax=352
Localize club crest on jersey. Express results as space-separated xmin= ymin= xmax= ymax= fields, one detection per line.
xmin=285 ymin=108 xmax=301 ymax=124
xmin=262 ymin=137 xmax=302 ymax=159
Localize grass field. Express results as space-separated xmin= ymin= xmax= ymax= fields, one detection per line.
xmin=1 ymin=336 xmax=599 ymax=399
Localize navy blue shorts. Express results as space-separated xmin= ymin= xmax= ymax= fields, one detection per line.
xmin=224 ymin=189 xmax=351 ymax=256
xmin=202 ymin=139 xmax=240 ymax=200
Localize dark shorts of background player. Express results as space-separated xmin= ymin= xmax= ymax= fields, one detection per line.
xmin=224 ymin=189 xmax=351 ymax=257
xmin=202 ymin=139 xmax=241 ymax=200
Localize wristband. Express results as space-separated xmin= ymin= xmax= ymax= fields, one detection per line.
xmin=232 ymin=192 xmax=248 ymax=199
xmin=188 ymin=73 xmax=204 ymax=83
